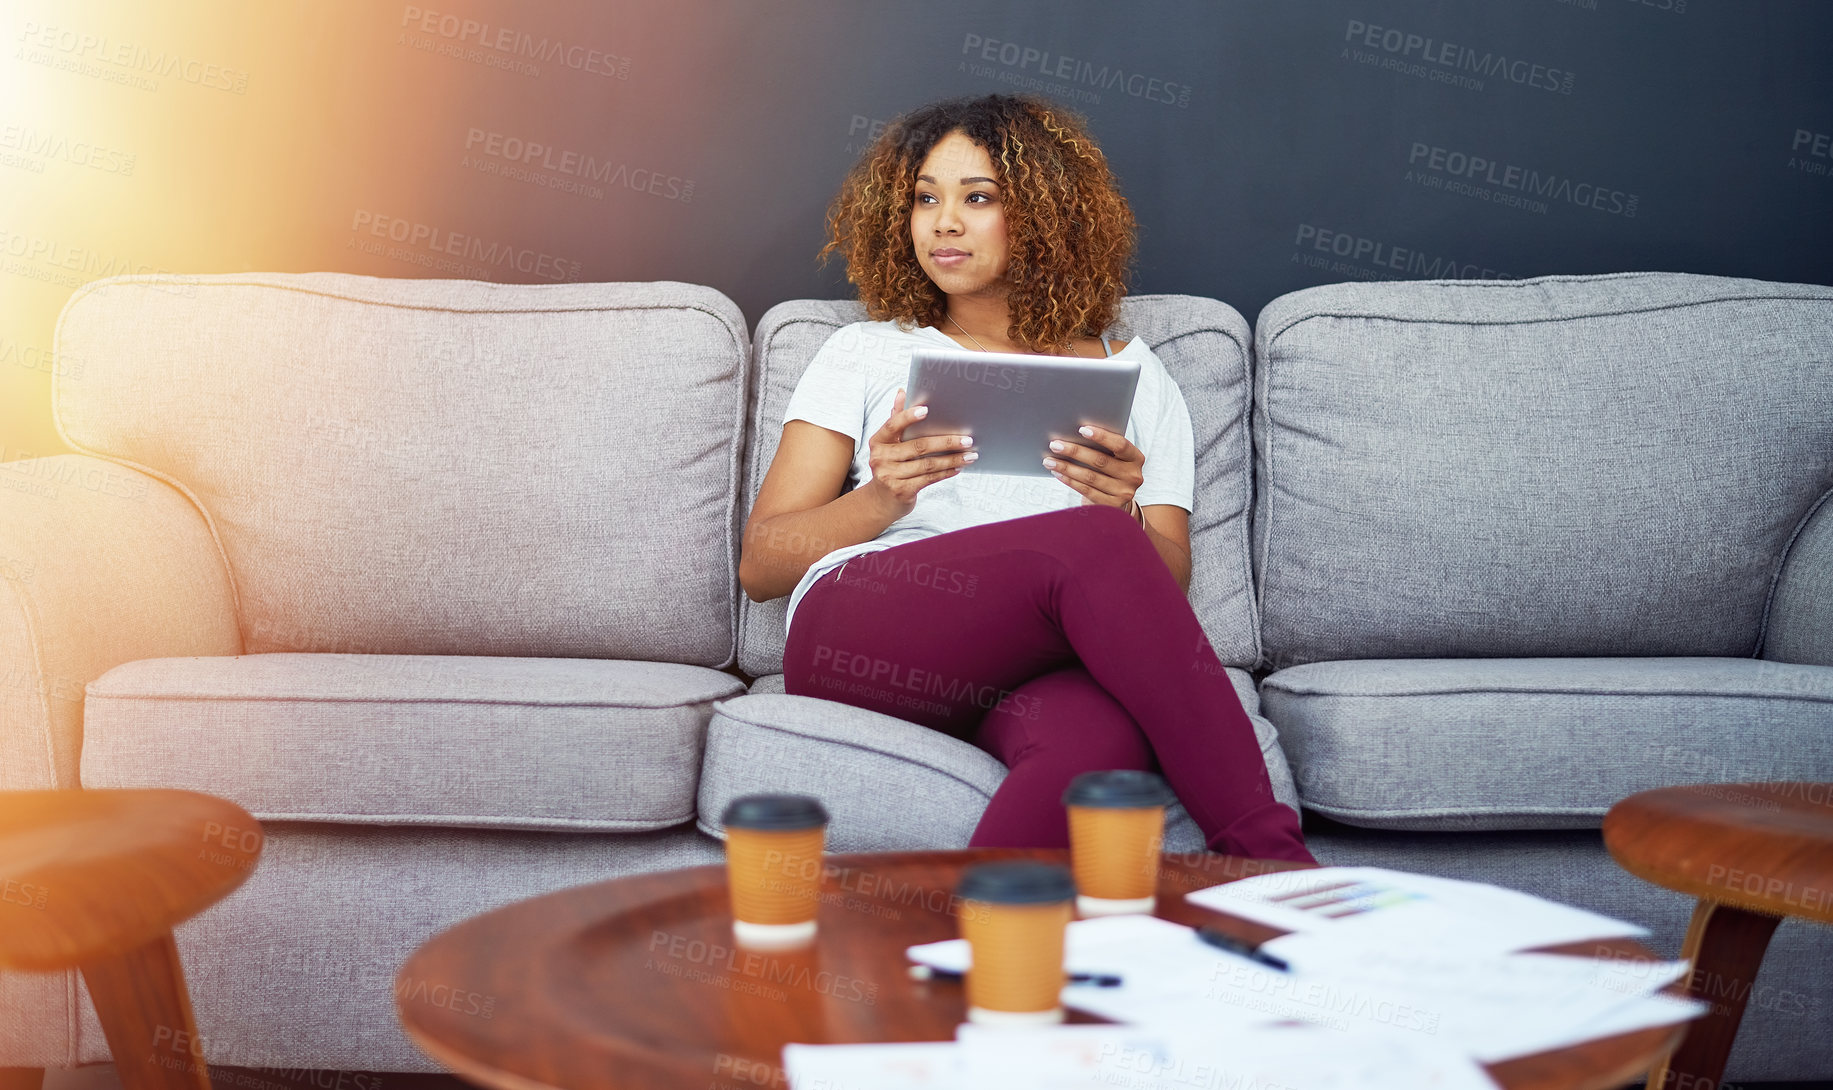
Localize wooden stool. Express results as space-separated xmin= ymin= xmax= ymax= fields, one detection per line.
xmin=0 ymin=790 xmax=264 ymax=1090
xmin=1603 ymin=782 xmax=1833 ymax=1090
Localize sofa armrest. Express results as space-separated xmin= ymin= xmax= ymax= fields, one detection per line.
xmin=0 ymin=455 xmax=239 ymax=789
xmin=1763 ymin=491 xmax=1833 ymax=668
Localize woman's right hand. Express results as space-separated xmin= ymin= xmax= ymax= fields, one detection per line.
xmin=864 ymin=387 xmax=977 ymax=518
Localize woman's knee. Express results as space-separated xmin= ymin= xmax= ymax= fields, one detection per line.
xmin=1056 ymin=714 xmax=1154 ymax=770
xmin=980 ymin=665 xmax=1152 ymax=769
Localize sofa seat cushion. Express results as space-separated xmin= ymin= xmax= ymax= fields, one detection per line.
xmin=1260 ymin=657 xmax=1833 ymax=832
xmin=697 ymin=671 xmax=1300 ymax=853
xmin=80 ymin=653 xmax=745 ymax=831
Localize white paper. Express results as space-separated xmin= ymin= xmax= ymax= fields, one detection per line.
xmin=905 ymin=913 xmax=1201 ymax=977
xmin=784 ymin=1024 xmax=1501 ymax=1090
xmin=1187 ymin=866 xmax=1648 ymax=955
xmin=782 ymin=1040 xmax=960 ymax=1089
xmin=1144 ymin=939 xmax=1704 ymax=1063
xmin=1555 ymin=992 xmax=1711 ymax=1048
xmin=892 ymin=882 xmax=1703 ymax=1074
xmin=1219 ymin=950 xmax=1701 ymax=1062
xmin=955 ymin=1024 xmax=1204 ymax=1090
xmin=954 ymin=1022 xmax=1501 ymax=1090
xmin=1262 ymin=944 xmax=1688 ymax=993
xmin=906 ymin=914 xmax=1288 ymax=1032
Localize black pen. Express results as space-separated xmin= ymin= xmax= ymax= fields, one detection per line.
xmin=1196 ymin=926 xmax=1290 ymax=972
xmin=907 ymin=964 xmax=1123 ymax=988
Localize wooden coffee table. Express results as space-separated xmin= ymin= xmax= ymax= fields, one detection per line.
xmin=0 ymin=789 xmax=264 ymax=1090
xmin=397 ymin=848 xmax=1686 ymax=1090
xmin=1604 ymin=782 xmax=1833 ymax=1090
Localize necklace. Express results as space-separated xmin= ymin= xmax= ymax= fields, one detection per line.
xmin=949 ymin=313 xmax=1082 ymax=357
xmin=947 ymin=313 xmax=992 ymax=353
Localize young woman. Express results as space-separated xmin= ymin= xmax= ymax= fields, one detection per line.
xmin=738 ymin=93 xmax=1312 ymax=864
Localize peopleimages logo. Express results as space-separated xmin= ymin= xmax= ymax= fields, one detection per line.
xmin=1790 ymin=128 xmax=1831 ymax=179
xmin=14 ymin=20 xmax=250 ymax=94
xmin=931 ymin=357 xmax=1028 ymax=393
xmin=0 ymin=229 xmax=198 ymax=293
xmin=463 ymin=128 xmax=694 ymax=202
xmin=1408 ymin=142 xmax=1638 ymax=217
xmin=1293 ymin=223 xmax=1512 ymax=281
xmin=0 ymin=336 xmax=82 ymax=379
xmin=0 ymin=124 xmax=134 ymax=175
xmin=843 ymin=115 xmax=897 ymax=158
xmin=1343 ymin=19 xmax=1576 ymax=94
xmin=1552 ymin=0 xmax=1690 ymax=15
xmin=348 ymin=210 xmax=583 ymax=281
xmin=960 ymin=33 xmax=1192 ymax=108
xmin=399 ymin=6 xmax=630 ymax=79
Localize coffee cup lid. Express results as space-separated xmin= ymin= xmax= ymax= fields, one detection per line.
xmin=1062 ymin=770 xmax=1176 ymax=809
xmin=958 ymin=861 xmax=1076 ymax=905
xmin=720 ymin=794 xmax=830 ymax=831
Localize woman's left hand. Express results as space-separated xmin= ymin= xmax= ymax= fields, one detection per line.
xmin=1043 ymin=425 xmax=1146 ymax=512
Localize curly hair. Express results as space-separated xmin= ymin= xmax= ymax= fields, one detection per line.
xmin=819 ymin=94 xmax=1137 ymax=353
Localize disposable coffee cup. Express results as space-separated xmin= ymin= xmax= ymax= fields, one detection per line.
xmin=721 ymin=794 xmax=829 ymax=949
xmin=1063 ymin=770 xmax=1175 ymax=916
xmin=957 ymin=862 xmax=1076 ymax=1025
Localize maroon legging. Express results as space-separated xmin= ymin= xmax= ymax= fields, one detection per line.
xmin=782 ymin=503 xmax=1314 ymax=864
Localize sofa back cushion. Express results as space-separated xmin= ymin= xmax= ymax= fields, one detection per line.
xmin=737 ymin=295 xmax=1260 ymax=677
xmin=1253 ymin=272 xmax=1833 ymax=670
xmin=54 ymin=273 xmax=749 ymax=666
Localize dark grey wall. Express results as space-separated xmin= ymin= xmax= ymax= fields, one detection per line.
xmin=9 ymin=1 xmax=1833 ymax=457
xmin=320 ymin=0 xmax=1833 ymax=327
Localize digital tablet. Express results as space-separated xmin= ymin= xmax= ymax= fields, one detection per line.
xmin=903 ymin=346 xmax=1140 ymax=477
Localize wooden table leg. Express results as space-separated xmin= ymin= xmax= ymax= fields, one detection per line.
xmin=0 ymin=1070 xmax=44 ymax=1090
xmin=1646 ymin=898 xmax=1784 ymax=1090
xmin=78 ymin=932 xmax=210 ymax=1090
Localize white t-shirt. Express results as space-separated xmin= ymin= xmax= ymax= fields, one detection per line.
xmin=778 ymin=319 xmax=1196 ymax=634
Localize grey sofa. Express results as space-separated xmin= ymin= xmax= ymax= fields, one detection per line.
xmin=1 ymin=270 xmax=1828 ymax=1081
